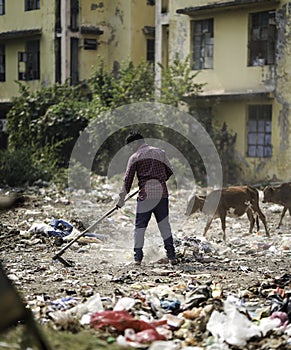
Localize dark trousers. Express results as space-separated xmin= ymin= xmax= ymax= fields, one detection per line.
xmin=134 ymin=197 xmax=176 ymax=262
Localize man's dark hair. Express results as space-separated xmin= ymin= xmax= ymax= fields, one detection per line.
xmin=126 ymin=131 xmax=144 ymax=145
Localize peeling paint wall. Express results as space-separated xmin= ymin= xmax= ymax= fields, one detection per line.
xmin=275 ymin=3 xmax=291 ymax=149
xmin=168 ymin=16 xmax=188 ymax=62
xmin=0 ymin=1 xmax=155 ymax=104
xmin=131 ymin=0 xmax=155 ymax=64
xmin=0 ymin=1 xmax=56 ymax=101
xmin=171 ymin=6 xmax=274 ymax=93
xmin=272 ymin=2 xmax=291 ymax=180
xmin=167 ymin=0 xmax=291 ymax=182
xmin=79 ymin=0 xmax=154 ymax=78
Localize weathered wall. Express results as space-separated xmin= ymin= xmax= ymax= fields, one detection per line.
xmin=1 ymin=1 xmax=155 ymax=101
xmin=78 ymin=0 xmax=155 ymax=79
xmin=78 ymin=0 xmax=109 ymax=79
xmin=168 ymin=0 xmax=291 ymax=182
xmin=274 ymin=2 xmax=291 ymax=179
xmin=171 ymin=4 xmax=275 ymax=93
xmin=0 ymin=0 xmax=56 ymax=101
xmin=131 ymin=0 xmax=155 ymax=64
xmin=213 ymin=99 xmax=283 ymax=182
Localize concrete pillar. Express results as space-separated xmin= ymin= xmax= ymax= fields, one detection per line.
xmin=155 ymin=0 xmax=162 ymax=98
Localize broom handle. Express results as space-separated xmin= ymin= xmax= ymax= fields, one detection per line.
xmin=53 ymin=189 xmax=138 ymax=259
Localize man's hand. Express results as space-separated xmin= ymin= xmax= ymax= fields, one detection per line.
xmin=116 ymin=197 xmax=125 ymax=208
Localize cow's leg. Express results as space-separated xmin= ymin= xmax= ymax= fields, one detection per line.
xmin=203 ymin=216 xmax=213 ymax=238
xmin=220 ymin=213 xmax=227 ymax=241
xmin=255 ymin=214 xmax=260 ymax=231
xmin=246 ymin=209 xmax=255 ymax=233
xmin=253 ymin=206 xmax=270 ymax=237
xmin=278 ymin=207 xmax=287 ymax=228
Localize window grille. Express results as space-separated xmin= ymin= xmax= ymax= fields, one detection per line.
xmin=248 ymin=10 xmax=276 ymax=66
xmin=146 ymin=39 xmax=155 ymax=63
xmin=0 ymin=44 xmax=5 ymax=81
xmin=18 ymin=40 xmax=40 ymax=81
xmin=192 ymin=18 xmax=214 ymax=70
xmin=247 ymin=105 xmax=272 ymax=157
xmin=0 ymin=0 xmax=5 ymax=15
xmin=25 ymin=0 xmax=40 ymax=11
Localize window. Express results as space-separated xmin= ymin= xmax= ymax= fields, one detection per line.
xmin=70 ymin=38 xmax=79 ymax=85
xmin=0 ymin=0 xmax=5 ymax=15
xmin=247 ymin=105 xmax=272 ymax=157
xmin=248 ymin=10 xmax=276 ymax=66
xmin=161 ymin=0 xmax=169 ymax=13
xmin=55 ymin=38 xmax=61 ymax=83
xmin=18 ymin=40 xmax=40 ymax=81
xmin=192 ymin=18 xmax=213 ymax=70
xmin=146 ymin=39 xmax=155 ymax=63
xmin=26 ymin=40 xmax=40 ymax=80
xmin=25 ymin=0 xmax=40 ymax=11
xmin=84 ymin=38 xmax=97 ymax=50
xmin=56 ymin=0 xmax=61 ymax=33
xmin=0 ymin=44 xmax=5 ymax=81
xmin=70 ymin=0 xmax=79 ymax=31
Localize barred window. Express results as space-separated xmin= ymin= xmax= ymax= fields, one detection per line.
xmin=18 ymin=40 xmax=40 ymax=81
xmin=71 ymin=38 xmax=79 ymax=85
xmin=191 ymin=18 xmax=213 ymax=70
xmin=0 ymin=44 xmax=5 ymax=81
xmin=247 ymin=105 xmax=272 ymax=157
xmin=146 ymin=39 xmax=155 ymax=63
xmin=0 ymin=0 xmax=5 ymax=15
xmin=70 ymin=0 xmax=79 ymax=31
xmin=25 ymin=0 xmax=40 ymax=11
xmin=248 ymin=10 xmax=276 ymax=66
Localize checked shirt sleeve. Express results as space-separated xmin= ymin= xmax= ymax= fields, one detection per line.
xmin=121 ymin=155 xmax=137 ymax=197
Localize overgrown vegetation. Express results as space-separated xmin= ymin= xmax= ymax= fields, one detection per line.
xmin=0 ymin=147 xmax=56 ymax=187
xmin=0 ymin=58 xmax=239 ymax=187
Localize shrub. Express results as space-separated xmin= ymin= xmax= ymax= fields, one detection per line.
xmin=0 ymin=147 xmax=57 ymax=187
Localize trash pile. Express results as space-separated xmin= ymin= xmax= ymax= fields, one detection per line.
xmin=29 ymin=271 xmax=291 ymax=349
xmin=0 ymin=181 xmax=291 ymax=349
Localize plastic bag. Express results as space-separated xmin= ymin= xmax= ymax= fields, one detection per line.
xmin=90 ymin=310 xmax=166 ymax=332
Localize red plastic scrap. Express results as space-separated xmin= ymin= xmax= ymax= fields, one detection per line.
xmin=90 ymin=310 xmax=167 ymax=333
xmin=274 ymin=287 xmax=285 ymax=298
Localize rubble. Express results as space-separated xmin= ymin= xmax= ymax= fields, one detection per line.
xmin=0 ymin=179 xmax=290 ymax=349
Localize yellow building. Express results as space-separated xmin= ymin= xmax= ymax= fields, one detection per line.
xmin=0 ymin=0 xmax=155 ymax=127
xmin=2 ymin=0 xmax=290 ymax=183
xmin=157 ymin=0 xmax=291 ymax=182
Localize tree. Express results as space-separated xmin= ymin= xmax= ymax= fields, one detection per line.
xmin=5 ymin=58 xmax=238 ymax=186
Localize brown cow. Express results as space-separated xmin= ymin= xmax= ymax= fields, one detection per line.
xmin=185 ymin=186 xmax=269 ymax=240
xmin=263 ymin=182 xmax=291 ymax=228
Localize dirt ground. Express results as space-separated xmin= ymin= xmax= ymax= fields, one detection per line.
xmin=0 ymin=181 xmax=290 ymax=349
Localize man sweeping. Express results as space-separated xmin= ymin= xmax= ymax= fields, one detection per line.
xmin=117 ymin=131 xmax=177 ymax=265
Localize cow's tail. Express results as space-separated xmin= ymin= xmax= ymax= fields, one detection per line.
xmin=247 ymin=186 xmax=260 ymax=206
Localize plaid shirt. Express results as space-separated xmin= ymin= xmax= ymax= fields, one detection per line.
xmin=121 ymin=143 xmax=173 ymax=200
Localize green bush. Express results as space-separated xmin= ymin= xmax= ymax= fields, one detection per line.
xmin=0 ymin=148 xmax=56 ymax=187
xmin=5 ymin=58 xmax=239 ymax=187
xmin=7 ymin=82 xmax=89 ymax=167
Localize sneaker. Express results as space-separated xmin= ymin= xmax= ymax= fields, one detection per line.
xmin=134 ymin=260 xmax=142 ymax=265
